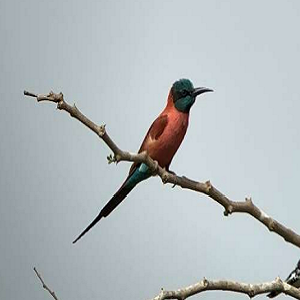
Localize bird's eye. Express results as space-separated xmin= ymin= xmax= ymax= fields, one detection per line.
xmin=181 ymin=90 xmax=189 ymax=97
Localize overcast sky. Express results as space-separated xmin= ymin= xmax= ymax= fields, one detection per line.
xmin=1 ymin=0 xmax=300 ymax=299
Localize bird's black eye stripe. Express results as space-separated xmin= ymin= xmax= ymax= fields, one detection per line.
xmin=181 ymin=90 xmax=190 ymax=97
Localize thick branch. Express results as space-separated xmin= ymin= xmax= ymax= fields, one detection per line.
xmin=33 ymin=267 xmax=59 ymax=300
xmin=24 ymin=90 xmax=300 ymax=249
xmin=149 ymin=278 xmax=300 ymax=300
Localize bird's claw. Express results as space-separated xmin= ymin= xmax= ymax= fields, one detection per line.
xmin=167 ymin=169 xmax=177 ymax=176
xmin=162 ymin=174 xmax=168 ymax=184
xmin=153 ymin=160 xmax=159 ymax=173
xmin=166 ymin=169 xmax=177 ymax=187
xmin=161 ymin=168 xmax=177 ymax=186
xmin=149 ymin=160 xmax=159 ymax=174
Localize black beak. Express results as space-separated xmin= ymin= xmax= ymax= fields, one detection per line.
xmin=192 ymin=87 xmax=214 ymax=97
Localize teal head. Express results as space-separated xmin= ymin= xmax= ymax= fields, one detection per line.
xmin=171 ymin=79 xmax=213 ymax=113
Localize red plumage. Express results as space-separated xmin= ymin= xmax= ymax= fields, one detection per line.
xmin=134 ymin=90 xmax=189 ymax=171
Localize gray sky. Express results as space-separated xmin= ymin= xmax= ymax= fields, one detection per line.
xmin=1 ymin=0 xmax=300 ymax=299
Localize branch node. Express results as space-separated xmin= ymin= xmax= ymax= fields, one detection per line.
xmin=69 ymin=103 xmax=78 ymax=117
xmin=158 ymin=288 xmax=165 ymax=299
xmin=248 ymin=289 xmax=255 ymax=298
xmin=98 ymin=124 xmax=106 ymax=137
xmin=268 ymin=220 xmax=276 ymax=232
xmin=107 ymin=153 xmax=121 ymax=164
xmin=224 ymin=205 xmax=233 ymax=216
xmin=203 ymin=277 xmax=209 ymax=287
xmin=55 ymin=93 xmax=64 ymax=109
xmin=275 ymin=277 xmax=283 ymax=284
xmin=161 ymin=170 xmax=169 ymax=184
xmin=245 ymin=197 xmax=254 ymax=211
xmin=205 ymin=180 xmax=212 ymax=191
xmin=57 ymin=101 xmax=63 ymax=110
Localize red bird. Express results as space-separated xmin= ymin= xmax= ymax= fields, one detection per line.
xmin=73 ymin=78 xmax=213 ymax=243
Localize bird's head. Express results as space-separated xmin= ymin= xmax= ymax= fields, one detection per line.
xmin=171 ymin=78 xmax=213 ymax=113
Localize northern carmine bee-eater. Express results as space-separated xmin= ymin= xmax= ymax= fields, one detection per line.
xmin=267 ymin=259 xmax=300 ymax=298
xmin=73 ymin=78 xmax=213 ymax=243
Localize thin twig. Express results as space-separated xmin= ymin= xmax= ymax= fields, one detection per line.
xmin=148 ymin=278 xmax=300 ymax=300
xmin=33 ymin=267 xmax=59 ymax=300
xmin=24 ymin=90 xmax=300 ymax=249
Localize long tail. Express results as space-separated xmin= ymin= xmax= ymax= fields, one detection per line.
xmin=266 ymin=291 xmax=281 ymax=298
xmin=72 ymin=183 xmax=133 ymax=244
xmin=72 ymin=163 xmax=151 ymax=244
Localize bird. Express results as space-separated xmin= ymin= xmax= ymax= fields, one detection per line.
xmin=267 ymin=259 xmax=300 ymax=298
xmin=72 ymin=78 xmax=213 ymax=243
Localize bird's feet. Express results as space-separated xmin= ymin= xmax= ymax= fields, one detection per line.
xmin=167 ymin=169 xmax=177 ymax=176
xmin=165 ymin=168 xmax=177 ymax=188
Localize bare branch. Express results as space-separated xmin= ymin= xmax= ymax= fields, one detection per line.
xmin=33 ymin=267 xmax=59 ymax=300
xmin=149 ymin=278 xmax=300 ymax=300
xmin=32 ymin=265 xmax=300 ymax=300
xmin=24 ymin=90 xmax=300 ymax=249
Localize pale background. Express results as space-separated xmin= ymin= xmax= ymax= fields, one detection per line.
xmin=1 ymin=0 xmax=300 ymax=299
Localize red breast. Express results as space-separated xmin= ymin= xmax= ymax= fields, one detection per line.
xmin=147 ymin=91 xmax=189 ymax=167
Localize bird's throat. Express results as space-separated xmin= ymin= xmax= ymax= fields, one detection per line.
xmin=174 ymin=96 xmax=195 ymax=113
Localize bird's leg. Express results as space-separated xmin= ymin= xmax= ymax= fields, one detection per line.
xmin=165 ymin=166 xmax=177 ymax=188
xmin=151 ymin=160 xmax=159 ymax=174
xmin=167 ymin=169 xmax=177 ymax=176
xmin=165 ymin=162 xmax=177 ymax=176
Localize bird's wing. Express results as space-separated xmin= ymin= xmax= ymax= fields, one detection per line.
xmin=102 ymin=113 xmax=168 ymax=218
xmin=128 ymin=114 xmax=168 ymax=174
xmin=139 ymin=113 xmax=169 ymax=151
